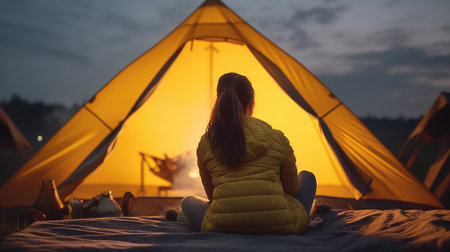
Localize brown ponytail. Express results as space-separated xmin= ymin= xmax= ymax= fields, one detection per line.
xmin=207 ymin=73 xmax=254 ymax=167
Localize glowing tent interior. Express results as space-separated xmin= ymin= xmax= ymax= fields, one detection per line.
xmin=0 ymin=0 xmax=443 ymax=208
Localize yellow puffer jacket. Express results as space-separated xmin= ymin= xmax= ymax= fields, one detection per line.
xmin=197 ymin=116 xmax=309 ymax=234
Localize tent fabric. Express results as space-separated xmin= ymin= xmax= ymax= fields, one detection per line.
xmin=0 ymin=0 xmax=442 ymax=208
xmin=398 ymin=92 xmax=449 ymax=206
xmin=0 ymin=106 xmax=34 ymax=186
xmin=0 ymin=107 xmax=33 ymax=160
xmin=401 ymin=92 xmax=449 ymax=146
xmin=57 ymin=46 xmax=187 ymax=198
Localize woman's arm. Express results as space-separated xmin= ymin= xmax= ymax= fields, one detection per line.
xmin=198 ymin=159 xmax=214 ymax=201
xmin=279 ymin=136 xmax=299 ymax=197
xmin=197 ymin=136 xmax=214 ymax=201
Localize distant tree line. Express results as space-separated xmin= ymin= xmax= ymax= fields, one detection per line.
xmin=360 ymin=115 xmax=421 ymax=155
xmin=1 ymin=95 xmax=79 ymax=150
xmin=1 ymin=95 xmax=421 ymax=155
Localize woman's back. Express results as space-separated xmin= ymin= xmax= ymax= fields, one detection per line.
xmin=180 ymin=72 xmax=316 ymax=234
xmin=197 ymin=117 xmax=309 ymax=234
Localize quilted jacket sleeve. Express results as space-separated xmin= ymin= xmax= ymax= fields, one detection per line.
xmin=197 ymin=136 xmax=214 ymax=201
xmin=278 ymin=133 xmax=299 ymax=197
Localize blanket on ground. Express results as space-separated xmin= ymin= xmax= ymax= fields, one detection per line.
xmin=1 ymin=209 xmax=449 ymax=251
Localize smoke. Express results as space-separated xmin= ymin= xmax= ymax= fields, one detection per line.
xmin=170 ymin=151 xmax=206 ymax=198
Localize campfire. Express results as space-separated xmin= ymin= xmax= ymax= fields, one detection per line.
xmin=139 ymin=151 xmax=204 ymax=197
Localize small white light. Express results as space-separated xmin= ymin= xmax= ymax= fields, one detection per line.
xmin=37 ymin=135 xmax=43 ymax=142
xmin=188 ymin=169 xmax=199 ymax=179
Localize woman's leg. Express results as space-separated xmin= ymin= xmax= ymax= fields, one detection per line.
xmin=180 ymin=195 xmax=210 ymax=231
xmin=296 ymin=171 xmax=317 ymax=216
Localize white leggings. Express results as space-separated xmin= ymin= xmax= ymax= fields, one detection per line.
xmin=181 ymin=170 xmax=317 ymax=231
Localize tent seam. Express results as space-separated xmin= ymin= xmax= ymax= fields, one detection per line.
xmin=83 ymin=106 xmax=113 ymax=131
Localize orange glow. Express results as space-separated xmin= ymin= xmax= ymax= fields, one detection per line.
xmin=188 ymin=169 xmax=200 ymax=179
xmin=76 ymin=40 xmax=352 ymax=199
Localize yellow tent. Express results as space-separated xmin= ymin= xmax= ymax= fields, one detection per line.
xmin=0 ymin=106 xmax=34 ymax=186
xmin=0 ymin=0 xmax=443 ymax=208
xmin=398 ymin=92 xmax=449 ymax=206
xmin=0 ymin=107 xmax=34 ymax=161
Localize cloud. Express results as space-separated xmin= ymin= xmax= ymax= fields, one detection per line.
xmin=0 ymin=0 xmax=95 ymax=65
xmin=443 ymin=24 xmax=450 ymax=32
xmin=283 ymin=4 xmax=347 ymax=49
xmin=387 ymin=65 xmax=449 ymax=75
xmin=39 ymin=1 xmax=94 ymax=26
xmin=316 ymin=45 xmax=450 ymax=116
xmin=367 ymin=28 xmax=410 ymax=48
xmin=288 ymin=28 xmax=319 ymax=49
xmin=411 ymin=77 xmax=450 ymax=88
xmin=316 ymin=57 xmax=380 ymax=76
xmin=348 ymin=46 xmax=450 ymax=69
xmin=385 ymin=0 xmax=410 ymax=7
xmin=422 ymin=41 xmax=450 ymax=57
xmin=102 ymin=12 xmax=147 ymax=34
xmin=338 ymin=46 xmax=450 ymax=88
xmin=387 ymin=65 xmax=450 ymax=87
xmin=335 ymin=27 xmax=412 ymax=54
xmin=0 ymin=20 xmax=91 ymax=64
xmin=289 ymin=5 xmax=347 ymax=25
xmin=157 ymin=0 xmax=201 ymax=23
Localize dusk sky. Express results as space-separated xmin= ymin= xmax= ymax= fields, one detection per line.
xmin=1 ymin=0 xmax=449 ymax=117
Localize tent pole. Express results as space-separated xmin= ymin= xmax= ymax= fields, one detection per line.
xmin=209 ymin=42 xmax=214 ymax=108
xmin=139 ymin=153 xmax=146 ymax=196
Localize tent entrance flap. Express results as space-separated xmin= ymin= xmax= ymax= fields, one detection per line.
xmin=249 ymin=45 xmax=372 ymax=198
xmin=58 ymin=45 xmax=186 ymax=199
